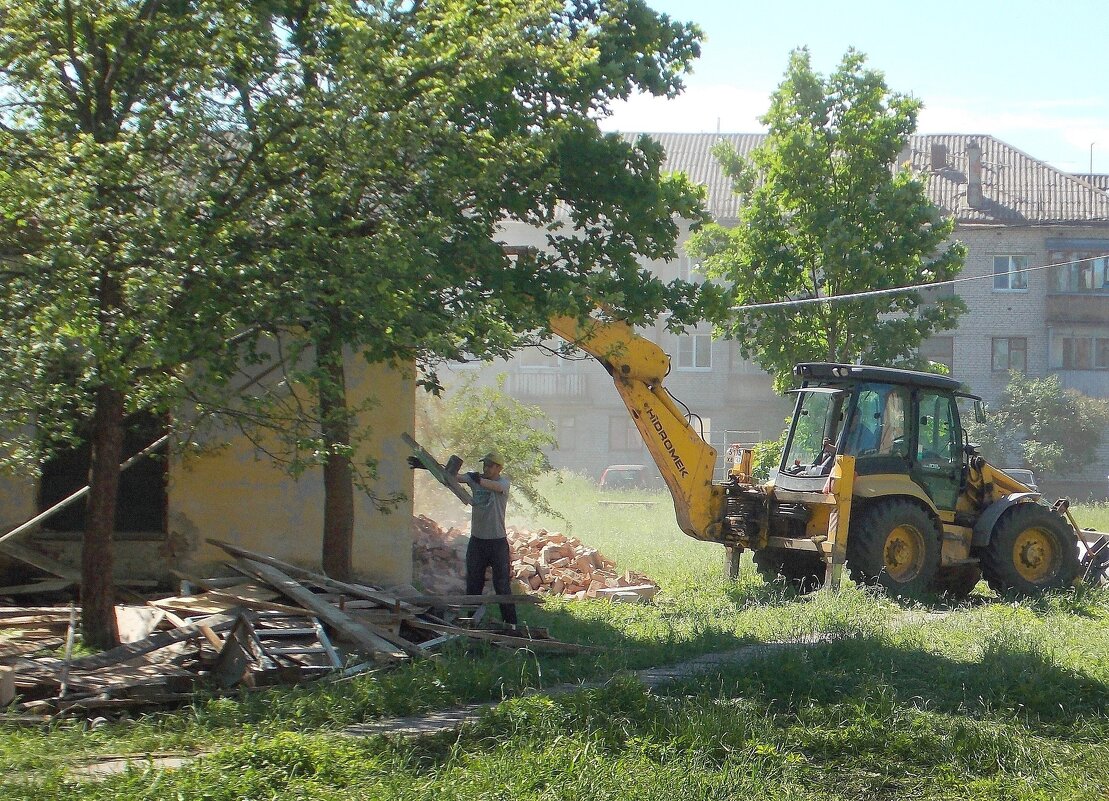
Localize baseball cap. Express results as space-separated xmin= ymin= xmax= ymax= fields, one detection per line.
xmin=480 ymin=451 xmax=504 ymax=467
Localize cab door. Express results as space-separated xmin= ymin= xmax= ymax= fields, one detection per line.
xmin=912 ymin=391 xmax=961 ymax=511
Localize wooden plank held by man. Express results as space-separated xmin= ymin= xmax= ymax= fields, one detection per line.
xmin=401 ymin=433 xmax=472 ymax=505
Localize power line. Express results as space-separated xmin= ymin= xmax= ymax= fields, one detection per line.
xmin=730 ymin=252 xmax=1109 ymax=312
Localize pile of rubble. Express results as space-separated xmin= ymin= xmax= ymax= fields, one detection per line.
xmin=412 ymin=516 xmax=659 ymax=603
xmin=1 ymin=539 xmax=581 ymax=722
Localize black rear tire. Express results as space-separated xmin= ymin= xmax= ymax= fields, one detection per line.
xmin=753 ymin=547 xmax=824 ymax=594
xmin=980 ymin=503 xmax=1079 ymax=596
xmin=846 ymin=499 xmax=941 ymax=599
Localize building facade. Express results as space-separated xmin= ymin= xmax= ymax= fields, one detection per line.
xmin=0 ymin=357 xmax=416 ymax=588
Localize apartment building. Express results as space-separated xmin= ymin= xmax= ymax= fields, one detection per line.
xmin=456 ymin=133 xmax=1109 ymax=497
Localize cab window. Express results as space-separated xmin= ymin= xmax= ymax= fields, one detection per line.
xmin=781 ymin=389 xmax=845 ymax=474
xmin=844 ymin=384 xmax=910 ymax=458
xmin=917 ymin=392 xmax=959 ymax=464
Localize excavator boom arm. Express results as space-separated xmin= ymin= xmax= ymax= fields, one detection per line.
xmin=549 ymin=316 xmax=726 ymax=541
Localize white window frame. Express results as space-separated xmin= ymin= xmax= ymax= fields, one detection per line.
xmin=675 ymin=333 xmax=712 ymax=370
xmin=993 ymin=255 xmax=1029 ymax=292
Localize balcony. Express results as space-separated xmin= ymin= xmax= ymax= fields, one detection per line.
xmin=505 ymin=371 xmax=586 ymax=399
xmin=1053 ymin=370 xmax=1109 ymax=399
xmin=1046 ymin=292 xmax=1109 ymax=324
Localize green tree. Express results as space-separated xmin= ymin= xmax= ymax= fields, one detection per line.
xmin=751 ymin=425 xmax=788 ymax=483
xmin=417 ymin=374 xmax=559 ymax=519
xmin=966 ymin=372 xmax=1109 ymax=475
xmin=688 ymin=48 xmax=965 ymax=393
xmin=0 ymin=1 xmax=273 ymax=647
xmin=232 ymin=0 xmax=708 ymax=578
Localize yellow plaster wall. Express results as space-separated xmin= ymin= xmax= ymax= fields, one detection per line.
xmin=169 ymin=357 xmax=415 ymax=586
xmin=0 ymin=473 xmax=36 ymax=535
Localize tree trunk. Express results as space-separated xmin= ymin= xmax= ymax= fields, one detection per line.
xmin=317 ymin=331 xmax=354 ymax=581
xmin=82 ymin=383 xmax=123 ymax=649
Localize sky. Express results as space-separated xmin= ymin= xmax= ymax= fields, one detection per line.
xmin=599 ymin=0 xmax=1109 ymax=174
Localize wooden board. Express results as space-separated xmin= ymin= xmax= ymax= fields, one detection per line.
xmin=0 ymin=638 xmax=64 ymax=662
xmin=23 ymin=613 xmax=238 ymax=675
xmin=0 ymin=541 xmax=80 ymax=581
xmin=213 ymin=615 xmax=263 ymax=689
xmin=208 ymin=539 xmax=419 ymax=612
xmin=0 ymin=579 xmax=74 ymax=596
xmin=401 ymin=433 xmax=472 ymax=505
xmin=235 ymin=558 xmax=419 ymax=660
xmin=151 ymin=584 xmax=304 ymax=617
xmin=115 ymin=606 xmax=166 ymax=644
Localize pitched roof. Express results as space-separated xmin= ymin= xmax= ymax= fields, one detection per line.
xmin=906 ymin=135 xmax=1109 ymax=225
xmin=633 ymin=132 xmax=1109 ymax=226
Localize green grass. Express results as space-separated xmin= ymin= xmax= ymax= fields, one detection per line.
xmin=1073 ymin=500 xmax=1109 ymax=532
xmin=4 ymin=476 xmax=1109 ymax=799
xmin=508 ymin=471 xmax=722 ymax=588
xmin=16 ymin=594 xmax=1109 ymax=800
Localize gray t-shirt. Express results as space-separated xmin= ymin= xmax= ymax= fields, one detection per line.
xmin=460 ymin=473 xmax=510 ymax=539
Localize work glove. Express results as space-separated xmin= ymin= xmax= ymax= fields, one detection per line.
xmin=406 ymin=456 xmax=428 ymax=470
xmin=466 ymin=471 xmax=480 ymax=482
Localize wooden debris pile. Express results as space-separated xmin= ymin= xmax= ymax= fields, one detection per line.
xmin=0 ymin=539 xmax=584 ymax=722
xmin=412 ymin=516 xmax=659 ymax=603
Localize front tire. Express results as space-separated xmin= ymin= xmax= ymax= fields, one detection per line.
xmin=847 ymin=500 xmax=941 ymax=599
xmin=980 ymin=504 xmax=1079 ymax=596
xmin=753 ymin=547 xmax=825 ymax=594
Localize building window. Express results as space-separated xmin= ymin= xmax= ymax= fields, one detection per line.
xmin=991 ymin=337 xmax=1027 ymax=372
xmin=678 ymin=254 xmax=703 ymax=284
xmin=993 ymin=255 xmax=1029 ymax=291
xmin=676 ymin=334 xmax=711 ymax=369
xmin=556 ymin=417 xmax=576 ymax=450
xmin=39 ymin=412 xmax=167 ymax=533
xmin=518 ymin=344 xmax=561 ymax=369
xmin=448 ymin=354 xmax=486 ymax=371
xmin=697 ymin=416 xmax=712 ymax=449
xmin=608 ymin=416 xmax=640 ymax=451
xmin=1049 ymin=253 xmax=1109 ymax=293
xmin=919 ymin=336 xmax=954 ymax=372
xmin=1062 ymin=337 xmax=1091 ymax=369
xmin=1057 ymin=336 xmax=1109 ymax=370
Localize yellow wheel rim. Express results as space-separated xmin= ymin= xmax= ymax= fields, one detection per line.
xmin=1012 ymin=526 xmax=1059 ymax=583
xmin=883 ymin=524 xmax=926 ymax=582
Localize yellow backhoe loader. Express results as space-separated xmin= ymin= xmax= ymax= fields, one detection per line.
xmin=550 ymin=314 xmax=1101 ymax=598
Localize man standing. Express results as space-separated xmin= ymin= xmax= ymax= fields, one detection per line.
xmin=456 ymin=451 xmax=517 ymax=628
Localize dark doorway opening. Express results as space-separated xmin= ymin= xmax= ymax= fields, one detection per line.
xmin=37 ymin=412 xmax=167 ymax=533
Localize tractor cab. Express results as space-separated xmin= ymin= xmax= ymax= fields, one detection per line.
xmin=775 ymin=363 xmax=977 ymax=513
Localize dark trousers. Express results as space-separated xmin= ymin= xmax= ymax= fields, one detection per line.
xmin=465 ymin=536 xmax=517 ymax=625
